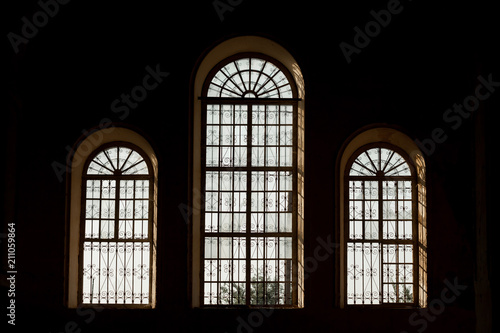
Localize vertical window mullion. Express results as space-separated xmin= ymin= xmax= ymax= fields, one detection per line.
xmin=98 ymin=179 xmax=104 ymax=304
xmin=105 ymin=180 xmax=110 ymax=304
xmin=115 ymin=179 xmax=120 ymax=242
xmin=276 ymin=166 xmax=281 ymax=305
xmin=131 ymin=180 xmax=136 ymax=304
xmin=115 ymin=145 xmax=121 ymax=304
xmin=218 ymin=191 xmax=222 ymax=305
xmin=361 ymin=181 xmax=365 ymax=304
xmin=231 ymin=115 xmax=236 ymax=305
xmin=395 ymin=180 xmax=400 ymax=303
xmin=246 ymin=102 xmax=252 ymax=306
xmin=378 ymin=179 xmax=383 ymax=304
xmin=116 ymin=178 xmax=122 ymax=304
xmin=231 ymin=105 xmax=236 ymax=303
xmin=263 ymin=105 xmax=267 ymax=235
xmin=263 ymin=110 xmax=268 ymax=298
xmin=217 ymin=172 xmax=221 ymax=305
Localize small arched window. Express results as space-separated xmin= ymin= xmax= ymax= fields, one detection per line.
xmin=339 ymin=128 xmax=427 ymax=308
xmin=79 ymin=142 xmax=155 ymax=306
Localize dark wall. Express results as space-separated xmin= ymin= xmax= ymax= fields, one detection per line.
xmin=4 ymin=0 xmax=495 ymax=332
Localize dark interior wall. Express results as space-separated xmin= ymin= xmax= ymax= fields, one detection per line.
xmin=3 ymin=0 xmax=495 ymax=332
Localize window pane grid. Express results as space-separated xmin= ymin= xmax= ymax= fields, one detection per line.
xmin=346 ymin=146 xmax=416 ymax=306
xmin=203 ymin=236 xmax=292 ymax=306
xmin=206 ymin=105 xmax=248 ymax=168
xmin=203 ymin=101 xmax=296 ymax=306
xmin=81 ymin=145 xmax=153 ymax=306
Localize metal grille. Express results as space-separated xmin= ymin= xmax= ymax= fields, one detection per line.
xmin=80 ymin=144 xmax=153 ymax=305
xmin=346 ymin=145 xmax=417 ymax=305
xmin=202 ymin=54 xmax=299 ymax=306
xmin=206 ymin=57 xmax=293 ymax=99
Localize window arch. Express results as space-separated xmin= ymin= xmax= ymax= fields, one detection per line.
xmin=205 ymin=55 xmax=294 ymax=99
xmin=338 ymin=127 xmax=427 ymax=307
xmin=191 ymin=37 xmax=304 ymax=308
xmin=66 ymin=127 xmax=158 ymax=308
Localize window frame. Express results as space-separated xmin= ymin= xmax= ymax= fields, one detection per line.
xmin=190 ymin=36 xmax=305 ymax=309
xmin=77 ymin=141 xmax=155 ymax=308
xmin=344 ymin=142 xmax=418 ymax=307
xmin=336 ymin=126 xmax=427 ymax=309
xmin=65 ymin=127 xmax=158 ymax=309
xmin=199 ymin=52 xmax=302 ymax=308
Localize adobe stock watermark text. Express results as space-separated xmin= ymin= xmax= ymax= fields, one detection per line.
xmin=339 ymin=0 xmax=412 ymax=64
xmin=7 ymin=0 xmax=71 ymax=54
xmin=5 ymin=221 xmax=17 ymax=326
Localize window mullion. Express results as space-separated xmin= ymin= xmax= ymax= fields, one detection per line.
xmin=114 ymin=180 xmax=120 ymax=241
xmin=231 ymin=105 xmax=236 ymax=305
xmin=246 ymin=102 xmax=252 ymax=306
xmin=106 ymin=184 xmax=111 ymax=304
xmin=378 ymin=180 xmax=383 ymax=304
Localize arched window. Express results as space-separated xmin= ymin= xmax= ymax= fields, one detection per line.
xmin=66 ymin=127 xmax=158 ymax=308
xmin=191 ymin=37 xmax=304 ymax=308
xmin=80 ymin=143 xmax=153 ymax=305
xmin=339 ymin=127 xmax=427 ymax=307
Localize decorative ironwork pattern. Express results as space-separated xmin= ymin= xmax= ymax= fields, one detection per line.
xmin=80 ymin=144 xmax=153 ymax=305
xmin=86 ymin=146 xmax=149 ymax=175
xmin=349 ymin=147 xmax=411 ymax=177
xmin=346 ymin=146 xmax=417 ymax=305
xmin=202 ymin=54 xmax=299 ymax=307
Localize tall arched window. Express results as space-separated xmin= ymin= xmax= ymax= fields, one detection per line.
xmin=193 ymin=46 xmax=304 ymax=307
xmin=66 ymin=127 xmax=158 ymax=309
xmin=338 ymin=127 xmax=427 ymax=308
xmin=79 ymin=143 xmax=154 ymax=305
